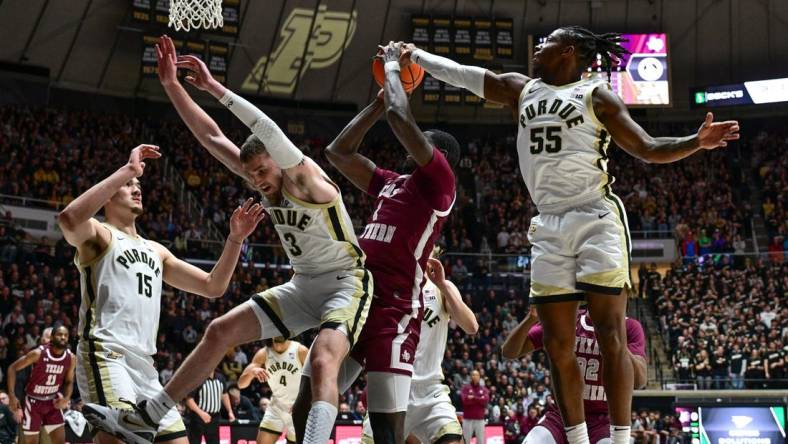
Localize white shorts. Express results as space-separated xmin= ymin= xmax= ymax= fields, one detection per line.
xmin=76 ymin=341 xmax=186 ymax=441
xmin=362 ymin=383 xmax=462 ymax=443
xmin=528 ymin=195 xmax=632 ymax=303
xmin=259 ymin=403 xmax=295 ymax=442
xmin=244 ymin=268 xmax=372 ymax=346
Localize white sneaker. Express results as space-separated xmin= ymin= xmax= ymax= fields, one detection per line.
xmin=82 ymin=400 xmax=157 ymax=444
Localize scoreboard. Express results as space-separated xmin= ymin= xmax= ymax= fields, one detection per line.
xmin=412 ymin=14 xmax=514 ymax=105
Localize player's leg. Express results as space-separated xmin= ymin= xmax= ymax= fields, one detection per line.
xmin=291 ymin=375 xmax=312 ymax=443
xmin=21 ymin=397 xmax=41 ymax=444
xmin=414 ymin=387 xmax=463 ymax=444
xmin=369 ymin=410 xmax=406 ymax=444
xmin=257 ymin=430 xmax=281 ymax=444
xmin=22 ymin=432 xmax=40 ymax=444
xmin=42 ymin=406 xmax=66 ymax=444
xmin=258 ymin=405 xmax=286 ymax=444
xmin=302 ymin=269 xmax=372 ymax=444
xmin=528 ymin=212 xmax=586 ymax=432
xmin=46 ymin=425 xmax=66 ymax=444
xmin=577 ymin=197 xmax=634 ymax=444
xmin=523 ymin=426 xmax=560 ymax=444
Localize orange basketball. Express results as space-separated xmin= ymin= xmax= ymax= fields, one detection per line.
xmin=372 ymin=58 xmax=425 ymax=93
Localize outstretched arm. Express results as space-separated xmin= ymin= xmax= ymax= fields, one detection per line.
xmin=174 ymin=53 xmax=336 ymax=204
xmin=380 ymin=43 xmax=435 ymax=167
xmin=402 ymin=43 xmax=528 ymax=109
xmin=157 ymin=198 xmax=265 ymax=298
xmin=7 ymin=348 xmax=42 ymax=412
xmin=594 ymin=86 xmax=740 ymax=163
xmin=57 ymin=145 xmax=160 ymax=264
xmin=157 ymin=36 xmax=247 ymax=180
xmin=501 ymin=307 xmax=540 ymax=360
xmin=427 ymin=258 xmax=478 ymax=334
xmin=238 ymin=348 xmax=269 ymax=389
xmin=324 ymin=95 xmax=384 ymax=192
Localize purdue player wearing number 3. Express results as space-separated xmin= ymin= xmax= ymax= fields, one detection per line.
xmin=6 ymin=326 xmax=74 ymax=444
xmin=238 ymin=338 xmax=308 ymax=444
xmin=84 ymin=35 xmax=372 ymax=444
xmin=401 ymin=26 xmax=739 ymax=444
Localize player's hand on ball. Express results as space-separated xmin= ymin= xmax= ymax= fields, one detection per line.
xmin=399 ymin=42 xmax=418 ymax=67
xmin=697 ymin=112 xmax=740 ymax=149
xmin=54 ymin=393 xmax=68 ymax=410
xmin=229 ymin=198 xmax=265 ymax=242
xmin=377 ymin=41 xmax=402 ymax=64
xmin=426 ymin=257 xmax=446 ymax=285
xmin=252 ymin=367 xmax=271 ymax=382
xmin=155 ymin=35 xmax=179 ymax=87
xmin=127 ymin=144 xmax=161 ymax=177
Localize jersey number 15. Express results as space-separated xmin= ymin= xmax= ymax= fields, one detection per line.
xmin=530 ymin=126 xmax=562 ymax=154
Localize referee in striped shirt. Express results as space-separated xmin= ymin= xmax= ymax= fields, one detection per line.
xmin=185 ymin=370 xmax=233 ymax=444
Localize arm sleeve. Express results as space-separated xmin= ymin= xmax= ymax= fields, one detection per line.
xmin=411 ymin=49 xmax=487 ymax=98
xmin=409 ymin=149 xmax=456 ymax=211
xmin=367 ymin=167 xmax=400 ymax=197
xmin=527 ymin=324 xmax=544 ymax=351
xmin=626 ymin=319 xmax=647 ymax=358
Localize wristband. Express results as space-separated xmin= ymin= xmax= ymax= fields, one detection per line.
xmin=384 ymin=60 xmax=401 ymax=73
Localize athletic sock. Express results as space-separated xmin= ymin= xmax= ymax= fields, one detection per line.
xmin=302 ymin=400 xmax=337 ymax=444
xmin=143 ymin=391 xmax=176 ymax=424
xmin=610 ymin=425 xmax=631 ymax=444
xmin=565 ymin=422 xmax=591 ymax=444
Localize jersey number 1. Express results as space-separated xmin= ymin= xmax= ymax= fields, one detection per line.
xmin=530 ymin=126 xmax=562 ymax=154
xmin=136 ymin=272 xmax=152 ymax=298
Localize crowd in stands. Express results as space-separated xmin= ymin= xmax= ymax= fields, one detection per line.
xmin=3 ymin=104 xmax=778 ymax=444
xmin=648 ymin=258 xmax=787 ymax=389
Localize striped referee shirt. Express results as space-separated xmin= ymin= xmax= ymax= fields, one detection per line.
xmin=191 ymin=373 xmax=227 ymax=415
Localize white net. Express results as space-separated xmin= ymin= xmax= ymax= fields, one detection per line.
xmin=168 ymin=0 xmax=224 ymax=32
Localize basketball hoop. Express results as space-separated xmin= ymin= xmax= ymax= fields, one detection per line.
xmin=168 ymin=0 xmax=223 ymax=32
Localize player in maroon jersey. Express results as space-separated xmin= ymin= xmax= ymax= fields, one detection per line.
xmin=291 ymin=42 xmax=459 ymax=444
xmin=502 ymin=309 xmax=647 ymax=444
xmin=6 ymin=326 xmax=75 ymax=444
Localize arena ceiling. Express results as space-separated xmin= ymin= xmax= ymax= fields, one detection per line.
xmin=0 ymin=0 xmax=786 ymax=114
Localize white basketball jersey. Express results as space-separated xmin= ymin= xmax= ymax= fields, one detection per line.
xmin=262 ymin=176 xmax=364 ymax=275
xmin=412 ymin=280 xmax=450 ymax=385
xmin=516 ymin=78 xmax=613 ymax=211
xmin=77 ymin=224 xmax=162 ymax=356
xmin=264 ymin=341 xmax=302 ymax=409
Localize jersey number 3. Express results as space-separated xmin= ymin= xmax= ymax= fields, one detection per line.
xmin=530 ymin=126 xmax=562 ymax=154
xmin=283 ymin=233 xmax=302 ymax=256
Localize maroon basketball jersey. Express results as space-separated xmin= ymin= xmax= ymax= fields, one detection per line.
xmin=25 ymin=345 xmax=72 ymax=400
xmin=360 ymin=149 xmax=455 ymax=311
xmin=528 ymin=311 xmax=646 ymax=413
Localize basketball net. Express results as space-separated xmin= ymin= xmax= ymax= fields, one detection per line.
xmin=168 ymin=0 xmax=223 ymax=32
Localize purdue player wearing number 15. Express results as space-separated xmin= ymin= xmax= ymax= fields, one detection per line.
xmin=401 ymin=26 xmax=739 ymax=444
xmin=83 ymin=35 xmax=373 ymax=444
xmin=62 ymin=144 xmax=265 ymax=444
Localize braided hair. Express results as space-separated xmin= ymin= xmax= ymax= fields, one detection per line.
xmin=556 ymin=26 xmax=630 ymax=81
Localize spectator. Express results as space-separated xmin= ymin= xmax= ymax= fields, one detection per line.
xmin=461 ymin=370 xmax=489 ymax=444
xmin=228 ymin=384 xmax=259 ymax=422
xmin=0 ymin=391 xmax=16 ymax=444
xmin=694 ymin=349 xmax=712 ymax=389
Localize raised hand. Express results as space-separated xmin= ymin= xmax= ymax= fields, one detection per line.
xmin=377 ymin=41 xmax=402 ymax=64
xmin=175 ymin=54 xmax=225 ymax=98
xmin=127 ymin=145 xmax=161 ymax=177
xmin=697 ymin=112 xmax=740 ymax=149
xmin=427 ymin=257 xmax=446 ymax=285
xmin=155 ymin=35 xmax=179 ymax=87
xmin=229 ymin=198 xmax=266 ymax=242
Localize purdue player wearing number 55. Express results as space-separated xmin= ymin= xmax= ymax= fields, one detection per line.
xmin=401 ymin=26 xmax=739 ymax=444
xmin=63 ymin=144 xmax=266 ymax=444
xmin=238 ymin=338 xmax=308 ymax=444
xmin=84 ymin=35 xmax=372 ymax=444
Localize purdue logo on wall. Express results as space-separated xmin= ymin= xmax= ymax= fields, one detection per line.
xmin=242 ymin=6 xmax=357 ymax=95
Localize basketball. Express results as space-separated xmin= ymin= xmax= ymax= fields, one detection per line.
xmin=372 ymin=58 xmax=425 ymax=93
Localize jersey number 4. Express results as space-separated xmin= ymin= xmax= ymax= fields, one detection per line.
xmin=136 ymin=272 xmax=153 ymax=298
xmin=530 ymin=126 xmax=562 ymax=154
